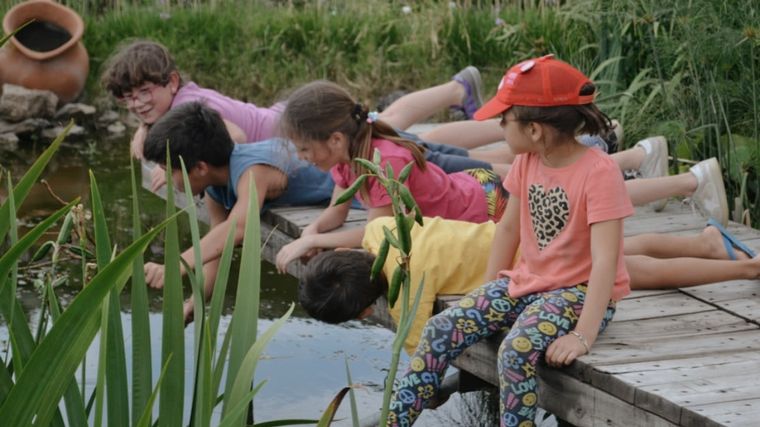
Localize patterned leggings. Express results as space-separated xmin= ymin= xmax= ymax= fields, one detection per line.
xmin=388 ymin=278 xmax=616 ymax=427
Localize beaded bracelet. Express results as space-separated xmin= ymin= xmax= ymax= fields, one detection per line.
xmin=569 ymin=330 xmax=590 ymax=354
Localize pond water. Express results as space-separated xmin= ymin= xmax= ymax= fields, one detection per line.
xmin=0 ymin=132 xmax=500 ymax=425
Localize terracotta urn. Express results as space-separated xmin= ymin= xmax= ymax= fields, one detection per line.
xmin=0 ymin=0 xmax=89 ymax=103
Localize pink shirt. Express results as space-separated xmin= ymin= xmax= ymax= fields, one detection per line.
xmin=331 ymin=138 xmax=489 ymax=222
xmin=501 ymin=148 xmax=634 ymax=300
xmin=171 ymin=82 xmax=285 ymax=143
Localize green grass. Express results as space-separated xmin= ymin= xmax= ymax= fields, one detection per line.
xmin=74 ymin=0 xmax=760 ymax=222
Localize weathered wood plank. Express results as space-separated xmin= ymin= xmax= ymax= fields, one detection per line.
xmin=682 ymin=397 xmax=760 ymax=426
xmin=612 ymin=293 xmax=715 ymax=322
xmin=600 ymin=310 xmax=756 ymax=342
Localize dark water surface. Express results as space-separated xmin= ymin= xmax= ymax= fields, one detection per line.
xmin=0 ymin=133 xmax=500 ymax=424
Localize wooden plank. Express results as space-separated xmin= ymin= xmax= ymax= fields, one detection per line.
xmin=612 ymin=292 xmax=715 ymax=322
xmin=599 ymin=310 xmax=756 ymax=343
xmin=586 ymin=329 xmax=760 ymax=366
xmin=537 ymin=369 xmax=678 ymax=427
xmin=682 ymin=397 xmax=760 ymax=426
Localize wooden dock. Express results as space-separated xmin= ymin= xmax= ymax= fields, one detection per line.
xmin=143 ymin=156 xmax=760 ymax=427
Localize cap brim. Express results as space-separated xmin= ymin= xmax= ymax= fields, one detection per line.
xmin=473 ymin=97 xmax=512 ymax=121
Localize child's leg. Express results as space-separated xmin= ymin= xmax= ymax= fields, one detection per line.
xmin=626 ymin=254 xmax=760 ymax=290
xmin=469 ymin=145 xmax=516 ymax=165
xmin=624 ymin=157 xmax=728 ymax=225
xmin=498 ymin=285 xmax=615 ymax=427
xmin=418 ymin=119 xmax=505 ymax=149
xmin=624 ymin=225 xmax=751 ymax=260
xmin=389 ymin=278 xmax=527 ymax=426
xmin=378 ymin=66 xmax=483 ymax=130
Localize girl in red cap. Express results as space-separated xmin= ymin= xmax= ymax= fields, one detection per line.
xmin=386 ymin=55 xmax=633 ymax=427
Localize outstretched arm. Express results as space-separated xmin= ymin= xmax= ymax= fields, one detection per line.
xmin=275 ymin=204 xmax=393 ymax=272
xmin=145 ymin=164 xmax=285 ymax=288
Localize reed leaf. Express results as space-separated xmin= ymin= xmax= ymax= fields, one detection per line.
xmin=135 ymin=355 xmax=173 ymax=427
xmin=223 ymin=175 xmax=261 ymax=422
xmin=44 ymin=279 xmax=89 ymax=427
xmin=0 ymin=213 xmax=177 ymax=426
xmin=345 ymin=358 xmax=360 ymax=427
xmin=226 ymin=304 xmax=294 ymax=424
xmin=0 ymin=121 xmax=70 ymax=243
xmin=0 ymin=200 xmax=78 ymax=297
xmin=91 ymin=171 xmax=131 ymax=427
xmin=218 ymin=382 xmax=265 ymax=427
xmin=158 ymin=154 xmax=185 ymax=427
xmin=179 ymin=158 xmax=206 ymax=353
xmin=316 ymin=386 xmax=352 ymax=427
xmin=129 ymin=157 xmax=152 ymax=425
xmin=208 ymin=220 xmax=237 ymax=341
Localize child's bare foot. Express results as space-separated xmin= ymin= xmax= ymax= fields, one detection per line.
xmin=747 ymin=255 xmax=760 ymax=280
xmin=703 ymin=225 xmax=751 ymax=260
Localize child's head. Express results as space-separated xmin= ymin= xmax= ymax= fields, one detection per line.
xmin=143 ymin=102 xmax=233 ymax=195
xmin=474 ymin=55 xmax=610 ymax=153
xmin=280 ymin=80 xmax=426 ymax=174
xmin=101 ymin=40 xmax=182 ymax=124
xmin=299 ymin=250 xmax=387 ymax=324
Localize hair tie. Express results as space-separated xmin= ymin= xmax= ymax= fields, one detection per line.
xmin=351 ymin=103 xmax=368 ymax=124
xmin=367 ymin=111 xmax=379 ymax=124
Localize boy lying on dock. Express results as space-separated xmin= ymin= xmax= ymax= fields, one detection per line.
xmin=140 ymin=101 xmax=337 ymax=318
xmin=298 ymin=216 xmax=759 ymax=355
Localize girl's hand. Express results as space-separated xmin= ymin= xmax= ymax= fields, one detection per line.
xmin=131 ymin=124 xmax=149 ymax=159
xmin=144 ymin=262 xmax=166 ymax=289
xmin=275 ymin=236 xmax=315 ymax=273
xmin=150 ymin=167 xmax=168 ymax=192
xmin=545 ymin=333 xmax=589 ymax=367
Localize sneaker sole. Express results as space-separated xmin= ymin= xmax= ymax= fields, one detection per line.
xmin=704 ymin=157 xmax=729 ymax=226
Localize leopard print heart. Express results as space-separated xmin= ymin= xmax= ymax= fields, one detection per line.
xmin=528 ymin=184 xmax=569 ymax=250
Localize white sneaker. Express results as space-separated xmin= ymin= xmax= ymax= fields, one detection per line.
xmin=688 ymin=157 xmax=729 ymax=226
xmin=635 ymin=136 xmax=669 ymax=211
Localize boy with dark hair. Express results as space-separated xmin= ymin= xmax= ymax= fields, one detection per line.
xmin=142 ymin=101 xmax=334 ymax=317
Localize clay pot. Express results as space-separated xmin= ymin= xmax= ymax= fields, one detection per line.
xmin=0 ymin=0 xmax=89 ymax=103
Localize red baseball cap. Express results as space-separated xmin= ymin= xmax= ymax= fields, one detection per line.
xmin=473 ymin=55 xmax=595 ymax=121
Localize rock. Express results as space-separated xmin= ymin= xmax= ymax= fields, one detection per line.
xmin=0 ymin=84 xmax=58 ymax=122
xmin=42 ymin=124 xmax=85 ymax=140
xmin=107 ymin=121 xmax=126 ymax=135
xmin=0 ymin=132 xmax=19 ymax=150
xmin=0 ymin=118 xmax=50 ymax=137
xmin=96 ymin=110 xmax=120 ymax=128
xmin=55 ymin=103 xmax=96 ymax=123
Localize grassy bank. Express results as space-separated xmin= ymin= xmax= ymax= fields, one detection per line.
xmin=46 ymin=0 xmax=760 ymax=224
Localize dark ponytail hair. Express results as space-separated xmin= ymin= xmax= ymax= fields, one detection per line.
xmin=510 ymin=83 xmax=611 ymax=139
xmin=280 ymin=81 xmax=427 ymax=183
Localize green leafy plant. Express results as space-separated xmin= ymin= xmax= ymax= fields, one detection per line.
xmin=334 ymin=148 xmax=425 ymax=425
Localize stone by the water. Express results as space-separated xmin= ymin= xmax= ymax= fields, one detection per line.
xmin=42 ymin=124 xmax=85 ymax=140
xmin=55 ymin=103 xmax=96 ymax=122
xmin=0 ymin=84 xmax=58 ymax=122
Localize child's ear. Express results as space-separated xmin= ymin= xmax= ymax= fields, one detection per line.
xmin=528 ymin=121 xmax=544 ymax=142
xmin=168 ymin=71 xmax=181 ymax=95
xmin=356 ymin=306 xmax=374 ymax=320
xmin=193 ymin=161 xmax=210 ymax=176
xmin=329 ymin=131 xmax=347 ymax=148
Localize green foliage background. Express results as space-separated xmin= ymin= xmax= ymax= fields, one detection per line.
xmin=5 ymin=0 xmax=760 ymax=221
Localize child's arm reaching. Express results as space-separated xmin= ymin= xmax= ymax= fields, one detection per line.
xmin=484 ymin=196 xmax=521 ymax=281
xmin=546 ymin=218 xmax=621 ymax=367
xmin=275 ymin=204 xmax=393 ymax=272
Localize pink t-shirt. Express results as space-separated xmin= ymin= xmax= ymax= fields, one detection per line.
xmin=171 ymin=82 xmax=285 ymax=143
xmin=331 ymin=138 xmax=489 ymax=222
xmin=501 ymin=148 xmax=634 ymax=300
